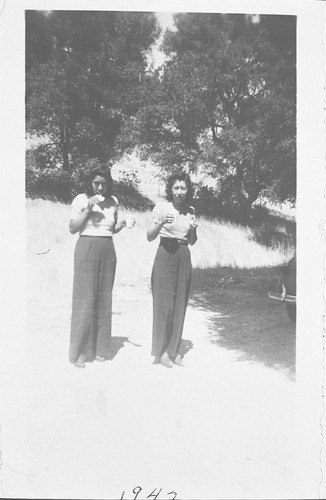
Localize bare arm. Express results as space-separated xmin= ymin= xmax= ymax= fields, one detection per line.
xmin=111 ymin=197 xmax=125 ymax=233
xmin=147 ymin=219 xmax=164 ymax=242
xmin=69 ymin=196 xmax=99 ymax=234
xmin=187 ymin=216 xmax=198 ymax=246
xmin=113 ymin=210 xmax=136 ymax=233
xmin=69 ymin=210 xmax=90 ymax=234
xmin=147 ymin=214 xmax=175 ymax=242
xmin=113 ymin=219 xmax=126 ymax=233
xmin=188 ymin=225 xmax=198 ymax=245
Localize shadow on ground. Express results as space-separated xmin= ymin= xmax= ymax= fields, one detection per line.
xmin=179 ymin=339 xmax=194 ymax=359
xmin=190 ymin=266 xmax=296 ymax=379
xmin=106 ymin=336 xmax=142 ymax=360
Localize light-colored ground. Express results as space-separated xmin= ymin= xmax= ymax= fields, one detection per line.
xmin=1 ymin=273 xmax=316 ymax=500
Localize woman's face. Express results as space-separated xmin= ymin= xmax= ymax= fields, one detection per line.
xmin=91 ymin=175 xmax=109 ymax=196
xmin=171 ymin=180 xmax=188 ymax=205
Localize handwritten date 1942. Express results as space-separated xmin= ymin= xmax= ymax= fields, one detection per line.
xmin=120 ymin=486 xmax=177 ymax=500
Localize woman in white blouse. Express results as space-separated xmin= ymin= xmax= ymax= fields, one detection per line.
xmin=69 ymin=165 xmax=134 ymax=368
xmin=147 ymin=172 xmax=198 ymax=367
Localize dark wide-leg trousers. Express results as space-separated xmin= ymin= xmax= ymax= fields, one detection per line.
xmin=151 ymin=240 xmax=192 ymax=360
xmin=69 ymin=236 xmax=116 ymax=363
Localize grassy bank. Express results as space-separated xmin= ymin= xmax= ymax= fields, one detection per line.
xmin=26 ymin=198 xmax=295 ymax=304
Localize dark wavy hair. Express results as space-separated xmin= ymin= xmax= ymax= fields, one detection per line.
xmin=166 ymin=171 xmax=194 ymax=203
xmin=85 ymin=165 xmax=113 ymax=197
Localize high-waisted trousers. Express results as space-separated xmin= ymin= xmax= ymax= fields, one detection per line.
xmin=151 ymin=239 xmax=192 ymax=360
xmin=69 ymin=236 xmax=116 ymax=363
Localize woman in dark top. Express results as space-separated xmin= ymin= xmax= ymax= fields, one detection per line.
xmin=147 ymin=171 xmax=198 ymax=367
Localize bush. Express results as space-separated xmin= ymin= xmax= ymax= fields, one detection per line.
xmin=247 ymin=206 xmax=296 ymax=250
xmin=193 ymin=184 xmax=250 ymax=223
xmin=113 ymin=182 xmax=153 ymax=211
xmin=26 ymin=166 xmax=73 ymax=202
xmin=26 ymin=152 xmax=152 ymax=209
xmin=26 ymin=147 xmax=73 ymax=202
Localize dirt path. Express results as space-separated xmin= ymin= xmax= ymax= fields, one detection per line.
xmin=0 ymin=270 xmax=304 ymax=500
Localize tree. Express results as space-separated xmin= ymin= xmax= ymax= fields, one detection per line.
xmin=26 ymin=10 xmax=160 ymax=171
xmin=135 ymin=13 xmax=296 ymax=216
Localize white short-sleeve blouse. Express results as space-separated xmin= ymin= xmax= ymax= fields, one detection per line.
xmin=152 ymin=201 xmax=195 ymax=241
xmin=70 ymin=193 xmax=118 ymax=236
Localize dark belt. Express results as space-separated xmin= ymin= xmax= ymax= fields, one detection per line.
xmin=80 ymin=235 xmax=113 ymax=239
xmin=160 ymin=237 xmax=188 ymax=246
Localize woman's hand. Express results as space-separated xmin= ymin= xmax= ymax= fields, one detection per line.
xmin=161 ymin=213 xmax=175 ymax=224
xmin=147 ymin=212 xmax=177 ymax=242
xmin=124 ymin=216 xmax=136 ymax=229
xmin=189 ymin=215 xmax=198 ymax=230
xmin=114 ymin=216 xmax=136 ymax=233
xmin=188 ymin=215 xmax=198 ymax=245
xmin=113 ymin=220 xmax=125 ymax=233
xmin=87 ymin=195 xmax=100 ymax=209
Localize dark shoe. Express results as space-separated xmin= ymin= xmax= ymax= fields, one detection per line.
xmin=153 ymin=356 xmax=161 ymax=365
xmin=95 ymin=356 xmax=107 ymax=362
xmin=173 ymin=355 xmax=184 ymax=366
xmin=160 ymin=352 xmax=173 ymax=368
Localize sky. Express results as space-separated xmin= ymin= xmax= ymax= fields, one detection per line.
xmin=156 ymin=11 xmax=175 ymax=30
xmin=147 ymin=12 xmax=176 ymax=69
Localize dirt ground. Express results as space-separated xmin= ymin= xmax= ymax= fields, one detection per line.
xmin=0 ymin=266 xmax=308 ymax=500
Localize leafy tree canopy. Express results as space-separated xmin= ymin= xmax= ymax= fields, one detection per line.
xmin=26 ymin=11 xmax=296 ymax=216
xmin=26 ymin=10 xmax=160 ymax=171
xmin=132 ymin=13 xmax=296 ymax=214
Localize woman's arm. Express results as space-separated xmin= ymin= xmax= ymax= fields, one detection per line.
xmin=188 ymin=225 xmax=198 ymax=245
xmin=147 ymin=213 xmax=175 ymax=242
xmin=69 ymin=210 xmax=90 ymax=234
xmin=187 ymin=214 xmax=198 ymax=246
xmin=112 ymin=205 xmax=136 ymax=233
xmin=113 ymin=219 xmax=126 ymax=233
xmin=69 ymin=196 xmax=98 ymax=234
xmin=147 ymin=219 xmax=164 ymax=242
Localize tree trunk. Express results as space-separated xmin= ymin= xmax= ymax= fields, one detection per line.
xmin=237 ymin=180 xmax=263 ymax=221
xmin=211 ymin=123 xmax=217 ymax=143
xmin=60 ymin=119 xmax=70 ymax=171
xmin=235 ymin=164 xmax=262 ymax=221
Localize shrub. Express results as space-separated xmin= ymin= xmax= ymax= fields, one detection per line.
xmin=113 ymin=182 xmax=153 ymax=210
xmin=26 ymin=152 xmax=152 ymax=209
xmin=193 ymin=184 xmax=250 ymax=223
xmin=26 ymin=166 xmax=72 ymax=202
